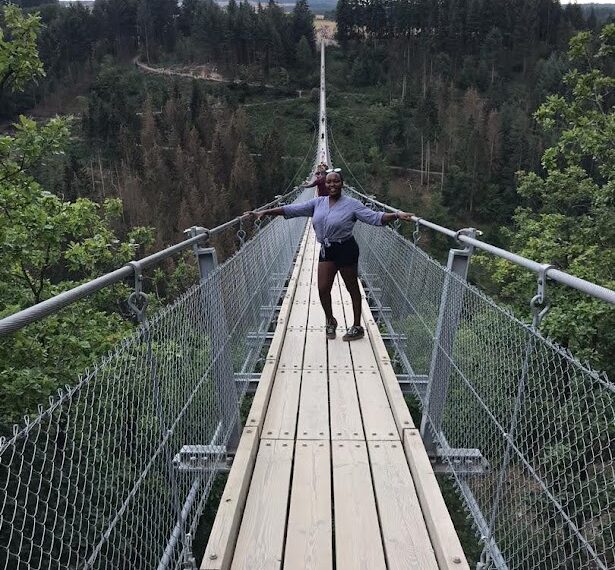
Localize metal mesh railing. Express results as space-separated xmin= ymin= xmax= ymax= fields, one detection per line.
xmin=352 ymin=199 xmax=614 ymax=570
xmin=0 ymin=190 xmax=310 ymax=570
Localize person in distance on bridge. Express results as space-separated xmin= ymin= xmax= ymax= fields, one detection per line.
xmin=246 ymin=169 xmax=414 ymax=341
xmin=302 ymin=167 xmax=329 ymax=196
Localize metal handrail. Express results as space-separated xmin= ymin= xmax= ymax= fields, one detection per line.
xmin=0 ymin=187 xmax=301 ymax=335
xmin=349 ymin=187 xmax=615 ymax=306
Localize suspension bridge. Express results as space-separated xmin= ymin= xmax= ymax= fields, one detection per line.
xmin=1 ymin=41 xmax=613 ymax=570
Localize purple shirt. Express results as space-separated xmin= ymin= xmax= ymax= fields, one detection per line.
xmin=283 ymin=194 xmax=385 ymax=246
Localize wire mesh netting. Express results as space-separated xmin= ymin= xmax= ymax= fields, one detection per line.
xmin=351 ymin=189 xmax=614 ymax=570
xmin=0 ymin=190 xmax=310 ymax=570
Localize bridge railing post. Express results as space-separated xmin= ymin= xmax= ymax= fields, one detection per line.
xmin=420 ymin=228 xmax=477 ymax=455
xmin=188 ymin=226 xmax=241 ymax=452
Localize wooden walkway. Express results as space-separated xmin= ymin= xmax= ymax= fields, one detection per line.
xmin=201 ymin=224 xmax=469 ymax=570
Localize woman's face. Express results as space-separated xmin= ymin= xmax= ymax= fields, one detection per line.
xmin=326 ymin=173 xmax=343 ymax=197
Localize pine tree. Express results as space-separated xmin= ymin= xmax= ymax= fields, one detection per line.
xmin=296 ymin=36 xmax=313 ymax=72
xmin=292 ymin=0 xmax=315 ymax=50
xmin=335 ymin=0 xmax=352 ymax=46
xmin=229 ymin=142 xmax=257 ymax=215
xmin=210 ymin=123 xmax=233 ymax=189
xmin=258 ymin=125 xmax=283 ymax=203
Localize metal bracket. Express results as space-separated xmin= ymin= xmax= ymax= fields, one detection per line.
xmin=181 ymin=533 xmax=197 ymax=569
xmin=453 ymin=227 xmax=480 ymax=252
xmin=184 ymin=226 xmax=209 ymax=250
xmin=530 ymin=263 xmax=554 ymax=329
xmin=126 ymin=260 xmax=148 ymax=323
xmin=430 ymin=447 xmax=489 ymax=476
xmin=172 ymin=445 xmax=232 ymax=473
xmin=237 ymin=219 xmax=246 ymax=250
xmin=413 ymin=218 xmax=422 ymax=246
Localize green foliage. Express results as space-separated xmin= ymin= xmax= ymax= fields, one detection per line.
xmin=295 ymin=35 xmax=312 ymax=73
xmin=0 ymin=11 xmax=154 ymax=435
xmin=481 ymin=25 xmax=615 ymax=376
xmin=0 ymin=5 xmax=44 ymax=95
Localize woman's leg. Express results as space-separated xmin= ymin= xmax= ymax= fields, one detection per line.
xmin=339 ymin=264 xmax=362 ymax=327
xmin=318 ymin=261 xmax=338 ymax=323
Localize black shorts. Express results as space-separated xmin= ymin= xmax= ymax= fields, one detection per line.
xmin=319 ymin=237 xmax=359 ymax=268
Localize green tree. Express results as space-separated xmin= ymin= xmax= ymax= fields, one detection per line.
xmin=335 ymin=0 xmax=352 ymax=46
xmin=295 ymin=35 xmax=312 ymax=72
xmin=0 ymin=5 xmax=44 ymax=96
xmin=291 ymin=0 xmax=314 ymax=50
xmin=0 ymin=6 xmax=153 ymax=433
xmin=483 ymin=25 xmax=615 ymax=376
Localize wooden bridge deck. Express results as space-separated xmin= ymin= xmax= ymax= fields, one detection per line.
xmin=201 ymin=224 xmax=469 ymax=570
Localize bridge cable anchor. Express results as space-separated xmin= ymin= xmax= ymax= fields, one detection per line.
xmin=530 ymin=263 xmax=554 ymax=329
xmin=126 ymin=260 xmax=148 ymax=323
xmin=454 ymin=227 xmax=482 ymax=251
xmin=412 ymin=218 xmax=422 ymax=246
xmin=236 ymin=218 xmax=246 ymax=250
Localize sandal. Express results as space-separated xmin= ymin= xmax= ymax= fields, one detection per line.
xmin=326 ymin=318 xmax=337 ymax=340
xmin=342 ymin=325 xmax=365 ymax=342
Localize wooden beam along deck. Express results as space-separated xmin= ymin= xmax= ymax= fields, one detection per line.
xmin=202 ymin=224 xmax=469 ymax=570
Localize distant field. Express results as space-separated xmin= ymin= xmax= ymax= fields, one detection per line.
xmin=315 ymin=19 xmax=337 ymax=44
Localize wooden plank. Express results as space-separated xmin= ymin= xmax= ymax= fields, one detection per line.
xmin=231 ymin=440 xmax=294 ymax=570
xmin=356 ymin=275 xmax=417 ymax=434
xmin=297 ymin=370 xmax=329 ymax=440
xmin=332 ymin=441 xmax=387 ymax=570
xmin=277 ymin=330 xmax=306 ymax=372
xmin=327 ymin=341 xmax=353 ymax=371
xmin=303 ymin=331 xmax=327 ymax=371
xmin=246 ymin=225 xmax=309 ymax=434
xmin=260 ymin=328 xmax=306 ymax=439
xmin=340 ymin=297 xmax=397 ymax=441
xmin=354 ymin=368 xmax=398 ymax=441
xmin=329 ymin=370 xmax=363 ymax=440
xmin=245 ymin=359 xmax=277 ymax=432
xmin=262 ymin=367 xmax=302 ymax=439
xmin=290 ymin=300 xmax=310 ymax=326
xmin=284 ymin=441 xmax=332 ymax=570
xmin=363 ymin=310 xmax=416 ymax=434
xmin=347 ymin=337 xmax=378 ymax=372
xmin=403 ymin=430 xmax=469 ymax=570
xmin=367 ymin=441 xmax=438 ymax=570
xmin=293 ymin=282 xmax=313 ymax=305
xmin=201 ymin=428 xmax=259 ymax=570
xmin=306 ymin=297 xmax=326 ymax=328
xmin=339 ymin=268 xmax=407 ymax=440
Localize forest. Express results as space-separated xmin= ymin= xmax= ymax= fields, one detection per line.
xmin=0 ymin=0 xmax=613 ymax=566
xmin=2 ymin=0 xmax=612 ymax=428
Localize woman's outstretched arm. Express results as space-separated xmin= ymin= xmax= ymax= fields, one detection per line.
xmin=245 ymin=198 xmax=317 ymax=220
xmin=245 ymin=207 xmax=285 ymax=220
xmin=353 ymin=199 xmax=414 ymax=226
xmin=381 ymin=211 xmax=414 ymax=223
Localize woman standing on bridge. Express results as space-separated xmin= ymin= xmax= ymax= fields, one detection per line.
xmin=247 ymin=170 xmax=413 ymax=341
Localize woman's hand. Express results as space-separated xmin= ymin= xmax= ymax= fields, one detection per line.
xmin=244 ymin=210 xmax=265 ymax=220
xmin=397 ymin=211 xmax=414 ymax=221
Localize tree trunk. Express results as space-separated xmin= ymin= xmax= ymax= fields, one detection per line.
xmin=98 ymin=153 xmax=105 ymax=200
xmin=441 ymin=157 xmax=445 ymax=192
xmin=426 ymin=140 xmax=431 ymax=191
xmin=420 ymin=133 xmax=424 ymax=185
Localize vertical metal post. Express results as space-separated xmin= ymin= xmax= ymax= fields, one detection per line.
xmin=188 ymin=227 xmax=241 ymax=452
xmin=420 ymin=228 xmax=477 ymax=455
